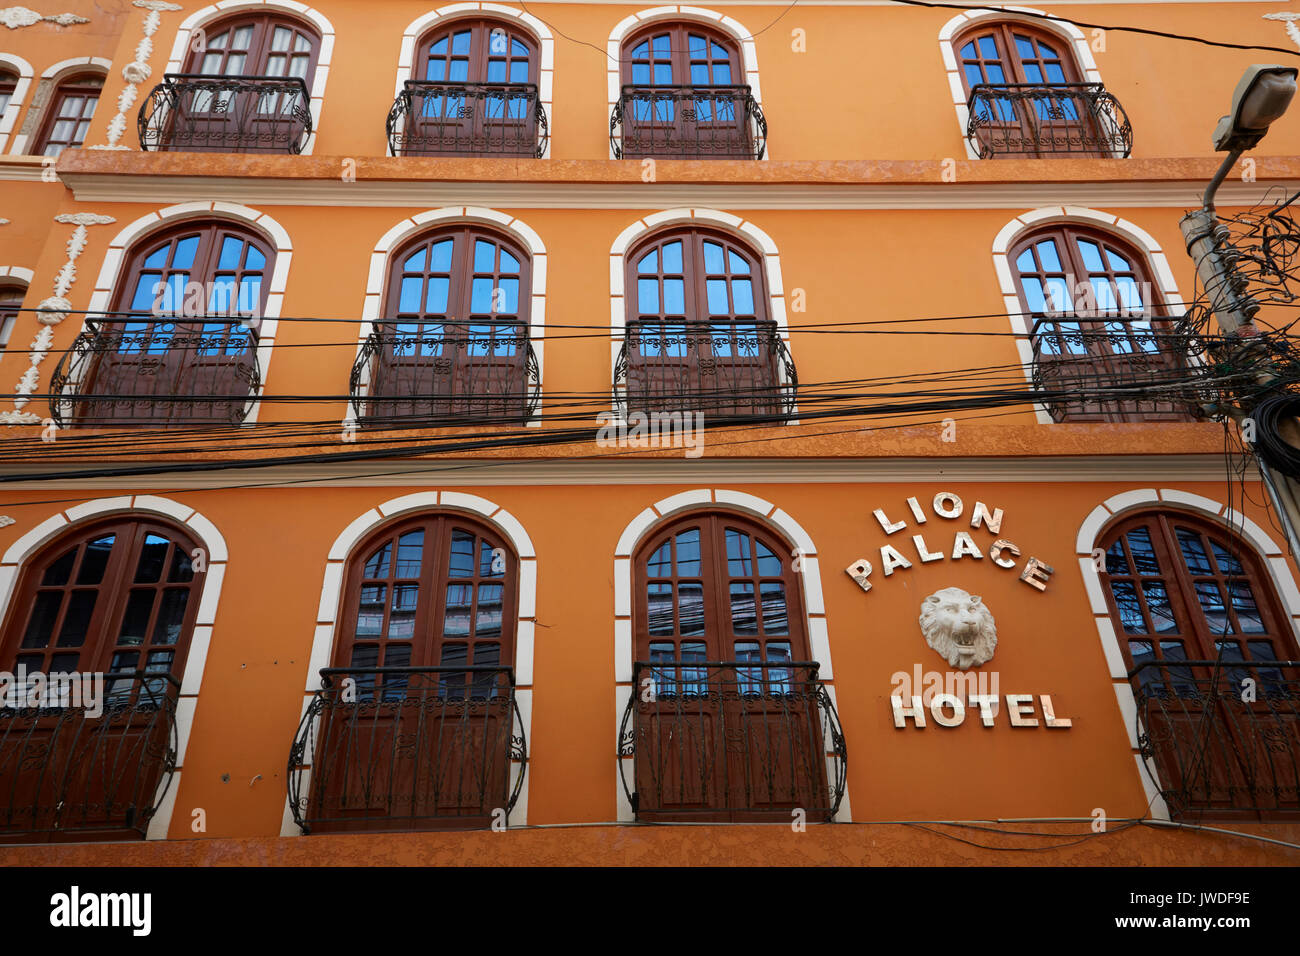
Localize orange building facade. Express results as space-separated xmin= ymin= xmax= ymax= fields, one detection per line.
xmin=0 ymin=0 xmax=1297 ymax=866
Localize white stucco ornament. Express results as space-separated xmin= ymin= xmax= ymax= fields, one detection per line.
xmin=919 ymin=586 xmax=998 ymax=670
xmin=0 ymin=7 xmax=89 ymax=28
xmin=122 ymin=61 xmax=151 ymax=84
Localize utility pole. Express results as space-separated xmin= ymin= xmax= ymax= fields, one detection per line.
xmin=1179 ymin=65 xmax=1300 ymax=558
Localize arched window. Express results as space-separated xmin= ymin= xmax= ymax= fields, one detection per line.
xmin=622 ymin=227 xmax=789 ymax=418
xmin=625 ymin=511 xmax=834 ymax=820
xmin=1099 ymin=511 xmax=1300 ymax=818
xmin=302 ymin=513 xmax=520 ymax=831
xmin=0 ymin=281 xmax=24 ymax=349
xmin=0 ymin=518 xmax=202 ymax=840
xmin=955 ymin=22 xmax=1122 ymax=158
xmin=358 ymin=225 xmax=535 ymax=424
xmin=164 ymin=13 xmax=320 ymax=153
xmin=391 ymin=18 xmax=542 ymax=157
xmin=0 ymin=71 xmax=16 ymax=116
xmin=33 ymin=72 xmax=101 ymax=157
xmin=63 ymin=221 xmax=269 ymax=426
xmin=615 ymin=23 xmax=759 ymax=158
xmin=1011 ymin=223 xmax=1191 ymax=423
xmin=0 ymin=518 xmax=205 ymax=680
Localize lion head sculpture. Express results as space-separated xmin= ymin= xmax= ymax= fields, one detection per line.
xmin=919 ymin=587 xmax=997 ymax=670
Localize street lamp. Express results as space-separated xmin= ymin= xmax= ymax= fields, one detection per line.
xmin=1179 ymin=64 xmax=1300 ymax=560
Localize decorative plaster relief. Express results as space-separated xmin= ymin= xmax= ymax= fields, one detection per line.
xmin=0 ymin=7 xmax=88 ymax=29
xmin=91 ymin=0 xmax=182 ymax=150
xmin=920 ymin=586 xmax=998 ymax=670
xmin=2 ymin=213 xmax=115 ymax=425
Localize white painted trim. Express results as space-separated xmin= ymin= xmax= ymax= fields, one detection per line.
xmin=349 ymin=207 xmax=547 ymax=429
xmin=0 ymin=54 xmax=33 ymax=154
xmin=938 ymin=7 xmax=1105 ymax=161
xmin=80 ymin=202 xmax=294 ymax=427
xmin=8 ymin=56 xmax=110 ymax=156
xmin=0 ymin=495 xmax=227 ymax=841
xmin=1075 ymin=487 xmax=1300 ymax=823
xmin=395 ymin=4 xmax=554 ymax=159
xmin=607 ymin=207 xmax=796 ymax=419
xmin=0 ymin=265 xmax=32 ymax=284
xmin=612 ymin=489 xmax=851 ymax=822
xmin=290 ymin=492 xmax=536 ymax=830
xmin=166 ymin=2 xmax=336 ymax=155
xmin=990 ymin=206 xmax=1185 ymax=425
xmin=607 ymin=6 xmax=766 ymax=160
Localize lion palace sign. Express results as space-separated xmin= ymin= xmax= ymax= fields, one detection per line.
xmin=843 ymin=492 xmax=1054 ymax=594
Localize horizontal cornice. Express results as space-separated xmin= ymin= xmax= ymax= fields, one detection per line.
xmin=0 ymin=455 xmax=1255 ymax=490
xmin=49 ymin=153 xmax=1300 ymax=210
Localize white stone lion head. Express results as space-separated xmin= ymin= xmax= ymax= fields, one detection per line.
xmin=919 ymin=587 xmax=997 ymax=670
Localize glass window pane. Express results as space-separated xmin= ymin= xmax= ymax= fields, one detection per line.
xmin=725 ymin=529 xmax=751 ymax=577
xmin=1176 ymin=529 xmax=1212 ymax=575
xmin=760 ymin=582 xmax=788 ymax=635
xmin=705 ymin=279 xmax=729 ymax=315
xmin=20 ymin=592 xmax=61 ymax=649
xmin=135 ymin=534 xmax=171 ymax=583
xmin=476 ymin=583 xmax=503 ymax=638
xmin=1036 ymin=240 xmax=1062 ymax=273
xmin=151 ymin=589 xmax=188 ymax=646
xmin=1143 ymin=582 xmax=1178 ymax=633
xmin=77 ymin=535 xmax=117 ymax=585
xmin=1125 ymin=527 xmax=1160 ymax=575
xmin=448 ymin=530 xmax=476 ymax=576
xmin=1110 ymin=580 xmax=1145 ymax=633
xmin=355 ymin=585 xmax=385 ymax=638
xmin=678 ymin=583 xmax=705 ymax=636
xmin=443 ymin=584 xmax=472 ymax=638
xmin=637 ymin=278 xmax=658 ymax=314
xmin=117 ymin=589 xmax=155 ymax=647
xmin=363 ymin=542 xmax=391 ymax=579
xmin=675 ymin=528 xmax=701 ymax=576
xmin=730 ymin=582 xmax=757 ymax=634
xmin=703 ymin=241 xmax=725 ymax=274
xmin=647 ymin=582 xmax=674 ymax=637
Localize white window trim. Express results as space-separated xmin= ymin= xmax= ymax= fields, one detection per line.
xmin=607 ymin=6 xmax=766 ymax=160
xmin=283 ymin=491 xmax=538 ymax=834
xmin=350 ymin=206 xmax=548 ymax=429
xmin=1076 ymin=488 xmax=1300 ymax=821
xmin=165 ymin=1 xmax=337 ymax=156
xmin=9 ymin=56 xmax=111 ymax=156
xmin=938 ymin=6 xmax=1103 ymax=160
xmin=612 ymin=489 xmax=850 ymax=823
xmin=0 ymin=494 xmax=229 ymax=841
xmin=81 ymin=201 xmax=294 ymax=427
xmin=991 ymin=205 xmax=1184 ymax=425
xmin=395 ymin=4 xmax=555 ymax=159
xmin=608 ymin=206 xmax=794 ymax=420
xmin=0 ymin=54 xmax=33 ymax=154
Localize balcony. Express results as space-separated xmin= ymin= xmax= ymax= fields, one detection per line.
xmin=1029 ymin=315 xmax=1201 ymax=423
xmin=0 ymin=672 xmax=179 ymax=842
xmin=1132 ymin=660 xmax=1300 ymax=819
xmin=387 ymin=81 xmax=548 ymax=158
xmin=138 ymin=73 xmax=312 ymax=154
xmin=611 ymin=84 xmax=766 ymax=159
xmin=966 ymin=83 xmax=1132 ymax=159
xmin=287 ymin=666 xmax=527 ymax=833
xmin=350 ymin=321 xmax=540 ymax=427
xmin=615 ymin=319 xmax=796 ymax=421
xmin=49 ymin=318 xmax=261 ymax=428
xmin=618 ymin=660 xmax=846 ymax=821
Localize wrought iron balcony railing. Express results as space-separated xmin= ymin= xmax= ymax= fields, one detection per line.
xmin=966 ymin=83 xmax=1132 ymax=159
xmin=0 ymin=671 xmax=179 ymax=842
xmin=49 ymin=317 xmax=261 ymax=428
xmin=350 ymin=320 xmax=540 ymax=427
xmin=287 ymin=666 xmax=527 ymax=833
xmin=615 ymin=318 xmax=796 ymax=421
xmin=138 ymin=73 xmax=312 ymax=154
xmin=1029 ymin=314 xmax=1202 ymax=423
xmin=1132 ymin=660 xmax=1299 ymax=819
xmin=387 ymin=81 xmax=548 ymax=157
xmin=619 ymin=660 xmax=846 ymax=821
xmin=611 ymin=84 xmax=766 ymax=159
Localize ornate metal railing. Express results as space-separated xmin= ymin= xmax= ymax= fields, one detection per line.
xmin=138 ymin=73 xmax=312 ymax=154
xmin=0 ymin=671 xmax=180 ymax=841
xmin=288 ymin=666 xmax=527 ymax=833
xmin=350 ymin=320 xmax=540 ymax=426
xmin=619 ymin=660 xmax=846 ymax=820
xmin=611 ymin=84 xmax=766 ymax=159
xmin=49 ymin=317 xmax=261 ymax=427
xmin=966 ymin=83 xmax=1132 ymax=159
xmin=387 ymin=81 xmax=548 ymax=157
xmin=615 ymin=318 xmax=796 ymax=421
xmin=1029 ymin=314 xmax=1203 ymax=422
xmin=1132 ymin=660 xmax=1299 ymax=818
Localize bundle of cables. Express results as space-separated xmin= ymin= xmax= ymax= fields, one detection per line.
xmin=1251 ymin=392 xmax=1300 ymax=479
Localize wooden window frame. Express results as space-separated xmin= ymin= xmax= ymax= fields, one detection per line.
xmin=953 ymin=22 xmax=1085 ymax=91
xmin=0 ymin=517 xmax=206 ymax=680
xmin=620 ymin=22 xmax=742 ymax=87
xmin=181 ymin=12 xmax=321 ymax=79
xmin=333 ymin=513 xmax=519 ymax=675
xmin=0 ymin=282 xmax=24 ymax=350
xmin=32 ymin=72 xmax=102 ymax=157
xmin=416 ymin=18 xmax=538 ymax=85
